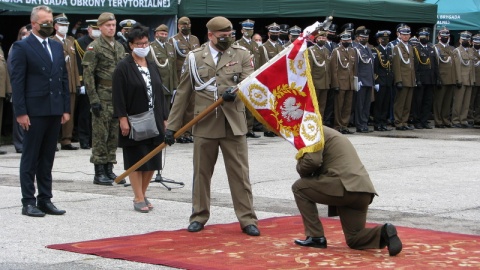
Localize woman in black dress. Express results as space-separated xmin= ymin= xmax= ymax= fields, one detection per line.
xmin=113 ymin=24 xmax=168 ymax=213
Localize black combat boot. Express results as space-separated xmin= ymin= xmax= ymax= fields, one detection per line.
xmin=94 ymin=164 xmax=113 ymax=186
xmin=105 ymin=162 xmax=126 ymax=184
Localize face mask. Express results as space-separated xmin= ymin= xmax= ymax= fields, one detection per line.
xmin=21 ymin=36 xmax=27 ymax=40
xmin=474 ymin=44 xmax=480 ymax=50
xmin=133 ymin=46 xmax=150 ymax=58
xmin=316 ymin=40 xmax=325 ymax=47
xmin=440 ymin=36 xmax=449 ymax=43
xmin=243 ymin=30 xmax=253 ymax=38
xmin=461 ymin=41 xmax=470 ymax=47
xmin=327 ymin=34 xmax=335 ymax=40
xmin=256 ymin=41 xmax=262 ymax=46
xmin=38 ymin=23 xmax=54 ymax=38
xmin=342 ymin=42 xmax=350 ymax=48
xmin=419 ymin=38 xmax=428 ymax=45
xmin=270 ymin=35 xmax=279 ymax=41
xmin=214 ymin=36 xmax=232 ymax=51
xmin=181 ymin=27 xmax=191 ymax=35
xmin=157 ymin=36 xmax=167 ymax=43
xmin=91 ymin=29 xmax=101 ymax=38
xmin=360 ymin=39 xmax=367 ymax=45
xmin=380 ymin=38 xmax=389 ymax=46
xmin=279 ymin=34 xmax=288 ymax=40
xmin=57 ymin=25 xmax=68 ymax=35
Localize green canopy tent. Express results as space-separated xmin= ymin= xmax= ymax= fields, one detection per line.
xmin=425 ymin=0 xmax=480 ymax=30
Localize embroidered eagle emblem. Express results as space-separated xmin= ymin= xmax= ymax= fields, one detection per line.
xmin=281 ymin=97 xmax=304 ymax=121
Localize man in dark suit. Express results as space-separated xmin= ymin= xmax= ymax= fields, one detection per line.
xmin=9 ymin=5 xmax=70 ymax=217
xmin=292 ymin=126 xmax=402 ymax=256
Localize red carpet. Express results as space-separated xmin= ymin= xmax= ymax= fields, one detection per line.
xmin=47 ymin=216 xmax=480 ymax=269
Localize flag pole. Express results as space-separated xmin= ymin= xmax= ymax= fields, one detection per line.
xmin=114 ymin=96 xmax=227 ymax=183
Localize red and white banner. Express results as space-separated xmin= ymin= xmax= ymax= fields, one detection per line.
xmin=237 ymin=35 xmax=324 ymax=159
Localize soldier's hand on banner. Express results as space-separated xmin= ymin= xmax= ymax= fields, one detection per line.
xmin=395 ymin=82 xmax=403 ymax=90
xmin=91 ymin=103 xmax=102 ymax=117
xmin=222 ymin=87 xmax=236 ymax=102
xmin=456 ymin=81 xmax=462 ymax=89
xmin=165 ymin=129 xmax=176 ymax=146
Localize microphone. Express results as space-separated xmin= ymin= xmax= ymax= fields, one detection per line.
xmin=117 ymin=32 xmax=127 ymax=42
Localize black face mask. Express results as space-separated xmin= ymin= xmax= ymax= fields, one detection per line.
xmin=270 ymin=35 xmax=279 ymax=41
xmin=279 ymin=34 xmax=288 ymax=40
xmin=157 ymin=36 xmax=168 ymax=43
xmin=342 ymin=42 xmax=350 ymax=48
xmin=462 ymin=41 xmax=470 ymax=47
xmin=380 ymin=38 xmax=389 ymax=46
xmin=360 ymin=39 xmax=367 ymax=45
xmin=38 ymin=23 xmax=54 ymax=38
xmin=474 ymin=44 xmax=480 ymax=50
xmin=214 ymin=36 xmax=232 ymax=51
xmin=181 ymin=27 xmax=191 ymax=35
xmin=317 ymin=40 xmax=325 ymax=47
xmin=420 ymin=38 xmax=428 ymax=45
xmin=327 ymin=34 xmax=336 ymax=41
xmin=440 ymin=36 xmax=449 ymax=43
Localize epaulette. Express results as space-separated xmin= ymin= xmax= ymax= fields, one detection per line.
xmin=231 ymin=44 xmax=248 ymax=51
xmin=191 ymin=46 xmax=204 ymax=53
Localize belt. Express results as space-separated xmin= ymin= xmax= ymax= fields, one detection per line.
xmin=97 ymin=78 xmax=112 ymax=87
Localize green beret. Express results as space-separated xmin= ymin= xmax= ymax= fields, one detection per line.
xmin=178 ymin=17 xmax=190 ymax=25
xmin=155 ymin=24 xmax=169 ymax=32
xmin=97 ymin=12 xmax=115 ymax=26
xmin=206 ymin=16 xmax=232 ymax=32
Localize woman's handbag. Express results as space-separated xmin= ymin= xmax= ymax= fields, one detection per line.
xmin=128 ymin=110 xmax=159 ymax=141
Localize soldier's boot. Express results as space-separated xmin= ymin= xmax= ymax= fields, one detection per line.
xmin=93 ymin=164 xmax=113 ymax=186
xmin=105 ymin=162 xmax=126 ymax=184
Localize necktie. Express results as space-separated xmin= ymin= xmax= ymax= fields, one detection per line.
xmin=216 ymin=52 xmax=222 ymax=66
xmin=42 ymin=40 xmax=52 ymax=61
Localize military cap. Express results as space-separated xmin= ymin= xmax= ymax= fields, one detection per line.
xmin=327 ymin=24 xmax=337 ymax=33
xmin=437 ymin=26 xmax=450 ymax=37
xmin=341 ymin=23 xmax=355 ymax=33
xmin=155 ymin=24 xmax=168 ymax=32
xmin=279 ymin=24 xmax=290 ymax=34
xmin=289 ymin=25 xmax=302 ymax=36
xmin=339 ymin=30 xmax=352 ymax=40
xmin=119 ymin=19 xmax=136 ymax=29
xmin=266 ymin=22 xmax=280 ymax=33
xmin=240 ymin=19 xmax=255 ymax=30
xmin=417 ymin=27 xmax=430 ymax=37
xmin=97 ymin=12 xmax=115 ymax=26
xmin=376 ymin=30 xmax=391 ymax=39
xmin=357 ymin=28 xmax=370 ymax=37
xmin=409 ymin=36 xmax=419 ymax=45
xmin=315 ymin=31 xmax=327 ymax=38
xmin=472 ymin=34 xmax=480 ymax=44
xmin=355 ymin=26 xmax=366 ymax=34
xmin=398 ymin=26 xmax=411 ymax=35
xmin=178 ymin=17 xmax=191 ymax=25
xmin=396 ymin=23 xmax=407 ymax=32
xmin=460 ymin=31 xmax=472 ymax=40
xmin=53 ymin=13 xmax=69 ymax=25
xmin=86 ymin=19 xmax=99 ymax=29
xmin=206 ymin=16 xmax=232 ymax=32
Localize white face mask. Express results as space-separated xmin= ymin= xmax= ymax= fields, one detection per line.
xmin=22 ymin=36 xmax=27 ymax=40
xmin=91 ymin=30 xmax=101 ymax=38
xmin=57 ymin=25 xmax=68 ymax=35
xmin=133 ymin=46 xmax=150 ymax=58
xmin=256 ymin=41 xmax=262 ymax=46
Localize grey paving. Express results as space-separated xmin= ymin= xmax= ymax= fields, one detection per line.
xmin=0 ymin=126 xmax=479 ymax=269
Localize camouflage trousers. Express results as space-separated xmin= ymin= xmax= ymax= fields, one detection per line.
xmin=90 ymin=101 xmax=118 ymax=164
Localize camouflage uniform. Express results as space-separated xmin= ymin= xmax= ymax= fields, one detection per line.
xmin=82 ymin=36 xmax=125 ymax=164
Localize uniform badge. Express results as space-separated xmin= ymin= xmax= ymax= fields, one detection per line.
xmin=225 ymin=61 xmax=238 ymax=67
xmin=87 ymin=46 xmax=94 ymax=50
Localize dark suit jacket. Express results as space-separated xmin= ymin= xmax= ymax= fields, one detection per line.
xmin=9 ymin=34 xmax=70 ymax=117
xmin=354 ymin=43 xmax=375 ymax=87
xmin=112 ymin=54 xmax=168 ymax=147
xmin=373 ymin=45 xmax=394 ymax=86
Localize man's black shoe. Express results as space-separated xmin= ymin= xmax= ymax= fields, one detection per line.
xmin=341 ymin=129 xmax=355 ymax=134
xmin=423 ymin=124 xmax=433 ymax=129
xmin=61 ymin=144 xmax=79 ymax=150
xmin=381 ymin=125 xmax=392 ymax=131
xmin=462 ymin=123 xmax=473 ymax=128
xmin=381 ymin=223 xmax=402 ymax=256
xmin=452 ymin=124 xmax=463 ymax=128
xmin=0 ymin=150 xmax=6 ymax=155
xmin=242 ymin=224 xmax=260 ymax=236
xmin=414 ymin=124 xmax=424 ymax=129
xmin=435 ymin=124 xmax=445 ymax=128
xmin=80 ymin=143 xmax=91 ymax=149
xmin=187 ymin=221 xmax=204 ymax=232
xmin=22 ymin=205 xmax=46 ymax=217
xmin=294 ymin=236 xmax=327 ymax=248
xmin=246 ymin=131 xmax=260 ymax=138
xmin=356 ymin=128 xmax=370 ymax=133
xmin=396 ymin=126 xmax=407 ymax=131
xmin=37 ymin=202 xmax=66 ymax=215
xmin=16 ymin=149 xmax=22 ymax=154
xmin=264 ymin=131 xmax=276 ymax=137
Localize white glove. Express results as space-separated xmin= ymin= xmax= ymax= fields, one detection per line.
xmin=374 ymin=84 xmax=380 ymax=92
xmin=79 ymin=86 xmax=86 ymax=95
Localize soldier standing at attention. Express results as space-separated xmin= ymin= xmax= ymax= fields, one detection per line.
xmin=284 ymin=25 xmax=302 ymax=47
xmin=392 ymin=25 xmax=416 ymax=130
xmin=52 ymin=13 xmax=81 ymax=150
xmin=234 ymin=19 xmax=261 ymax=138
xmin=117 ymin=19 xmax=136 ymax=54
xmin=150 ymin=24 xmax=177 ymax=109
xmin=469 ymin=34 xmax=480 ymax=125
xmin=372 ymin=30 xmax=394 ymax=131
xmin=82 ymin=12 xmax=125 ymax=185
xmin=278 ymin=24 xmax=290 ymax=47
xmin=170 ymin=16 xmax=200 ymax=143
xmin=164 ymin=16 xmax=260 ymax=237
xmin=452 ymin=31 xmax=476 ymax=128
xmin=330 ymin=30 xmax=357 ymax=134
xmin=259 ymin=22 xmax=283 ymax=137
xmin=308 ymin=31 xmax=331 ymax=119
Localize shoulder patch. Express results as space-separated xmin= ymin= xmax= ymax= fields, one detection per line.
xmin=87 ymin=45 xmax=94 ymax=51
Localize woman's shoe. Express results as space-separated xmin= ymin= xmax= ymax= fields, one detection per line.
xmin=133 ymin=201 xmax=149 ymax=213
xmin=144 ymin=197 xmax=153 ymax=210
